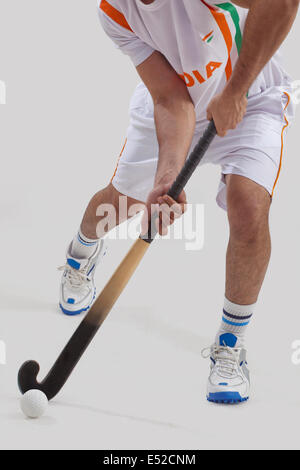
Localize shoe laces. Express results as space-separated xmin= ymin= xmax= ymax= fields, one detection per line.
xmin=201 ymin=345 xmax=240 ymax=378
xmin=58 ymin=264 xmax=89 ymax=289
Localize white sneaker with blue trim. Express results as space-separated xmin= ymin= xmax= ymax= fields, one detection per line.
xmin=202 ymin=340 xmax=250 ymax=404
xmin=59 ymin=239 xmax=107 ymax=316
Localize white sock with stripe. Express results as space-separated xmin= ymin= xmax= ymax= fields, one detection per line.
xmin=70 ymin=229 xmax=99 ymax=260
xmin=215 ymin=298 xmax=255 ymax=348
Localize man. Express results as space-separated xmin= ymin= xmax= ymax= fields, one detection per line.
xmin=59 ymin=0 xmax=298 ymax=404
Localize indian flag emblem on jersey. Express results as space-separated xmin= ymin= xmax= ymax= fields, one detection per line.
xmin=202 ymin=30 xmax=214 ymax=44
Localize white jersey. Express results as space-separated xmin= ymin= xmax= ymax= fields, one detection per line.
xmin=98 ymin=0 xmax=291 ymax=120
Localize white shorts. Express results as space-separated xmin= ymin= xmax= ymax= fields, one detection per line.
xmin=112 ymin=83 xmax=295 ymax=210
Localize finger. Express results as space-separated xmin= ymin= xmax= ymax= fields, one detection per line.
xmin=141 ymin=207 xmax=150 ymax=235
xmin=181 ymin=202 xmax=187 ymax=214
xmin=159 ymin=207 xmax=176 ymax=227
xmin=228 ymin=121 xmax=238 ymax=130
xmin=217 ymin=127 xmax=227 ymax=137
xmin=157 ymin=204 xmax=171 ymax=224
xmin=172 ymin=203 xmax=187 ymax=220
xmin=161 ymin=196 xmax=186 ymax=219
xmin=159 ymin=203 xmax=180 ymax=223
xmin=159 ymin=205 xmax=183 ymax=226
xmin=160 ymin=217 xmax=169 ymax=235
xmin=159 ymin=197 xmax=186 ymax=225
xmin=161 ymin=207 xmax=179 ymax=232
xmin=156 ymin=216 xmax=168 ymax=236
xmin=161 ymin=195 xmax=186 ymax=211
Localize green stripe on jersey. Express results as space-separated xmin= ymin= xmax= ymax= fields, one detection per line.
xmin=216 ymin=3 xmax=242 ymax=54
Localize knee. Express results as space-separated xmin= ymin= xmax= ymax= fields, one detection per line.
xmin=91 ymin=183 xmax=120 ymax=210
xmin=103 ymin=183 xmax=120 ymax=209
xmin=227 ymin=180 xmax=270 ymax=243
xmin=92 ymin=183 xmax=143 ymax=214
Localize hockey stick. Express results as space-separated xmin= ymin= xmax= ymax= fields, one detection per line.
xmin=18 ymin=120 xmax=217 ymax=400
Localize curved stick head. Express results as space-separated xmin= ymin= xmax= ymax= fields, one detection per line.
xmin=18 ymin=361 xmax=41 ymax=395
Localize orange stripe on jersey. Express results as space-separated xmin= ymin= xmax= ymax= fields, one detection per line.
xmin=200 ymin=0 xmax=233 ymax=80
xmin=283 ymin=90 xmax=291 ymax=111
xmin=272 ymin=92 xmax=290 ymax=196
xmin=100 ymin=0 xmax=133 ymax=32
xmin=111 ymin=139 xmax=127 ymax=183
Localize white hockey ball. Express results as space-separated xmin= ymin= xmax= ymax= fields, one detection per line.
xmin=20 ymin=390 xmax=48 ymax=419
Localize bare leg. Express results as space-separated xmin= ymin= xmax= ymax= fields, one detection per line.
xmin=226 ymin=174 xmax=272 ymax=305
xmin=80 ymin=183 xmax=144 ymax=239
xmin=207 ymin=175 xmax=271 ymax=400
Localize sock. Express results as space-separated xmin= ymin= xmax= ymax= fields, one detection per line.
xmin=70 ymin=229 xmax=99 ymax=260
xmin=215 ymin=298 xmax=255 ymax=348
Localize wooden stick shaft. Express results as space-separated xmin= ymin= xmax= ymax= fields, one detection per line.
xmin=87 ymin=238 xmax=150 ymax=326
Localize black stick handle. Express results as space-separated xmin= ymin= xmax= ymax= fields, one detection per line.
xmin=142 ymin=120 xmax=217 ymax=243
xmin=168 ymin=120 xmax=216 ymax=199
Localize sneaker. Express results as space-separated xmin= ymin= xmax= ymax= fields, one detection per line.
xmin=58 ymin=239 xmax=107 ymax=316
xmin=202 ymin=342 xmax=250 ymax=404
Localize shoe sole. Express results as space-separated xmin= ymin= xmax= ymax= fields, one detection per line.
xmin=207 ymin=392 xmax=249 ymax=404
xmin=59 ymin=303 xmax=92 ymax=316
xmin=59 ymin=290 xmax=96 ymax=317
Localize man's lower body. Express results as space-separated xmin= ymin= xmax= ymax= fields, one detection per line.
xmin=59 ymin=83 xmax=294 ymax=403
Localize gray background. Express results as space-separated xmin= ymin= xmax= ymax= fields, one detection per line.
xmin=0 ymin=0 xmax=300 ymax=450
